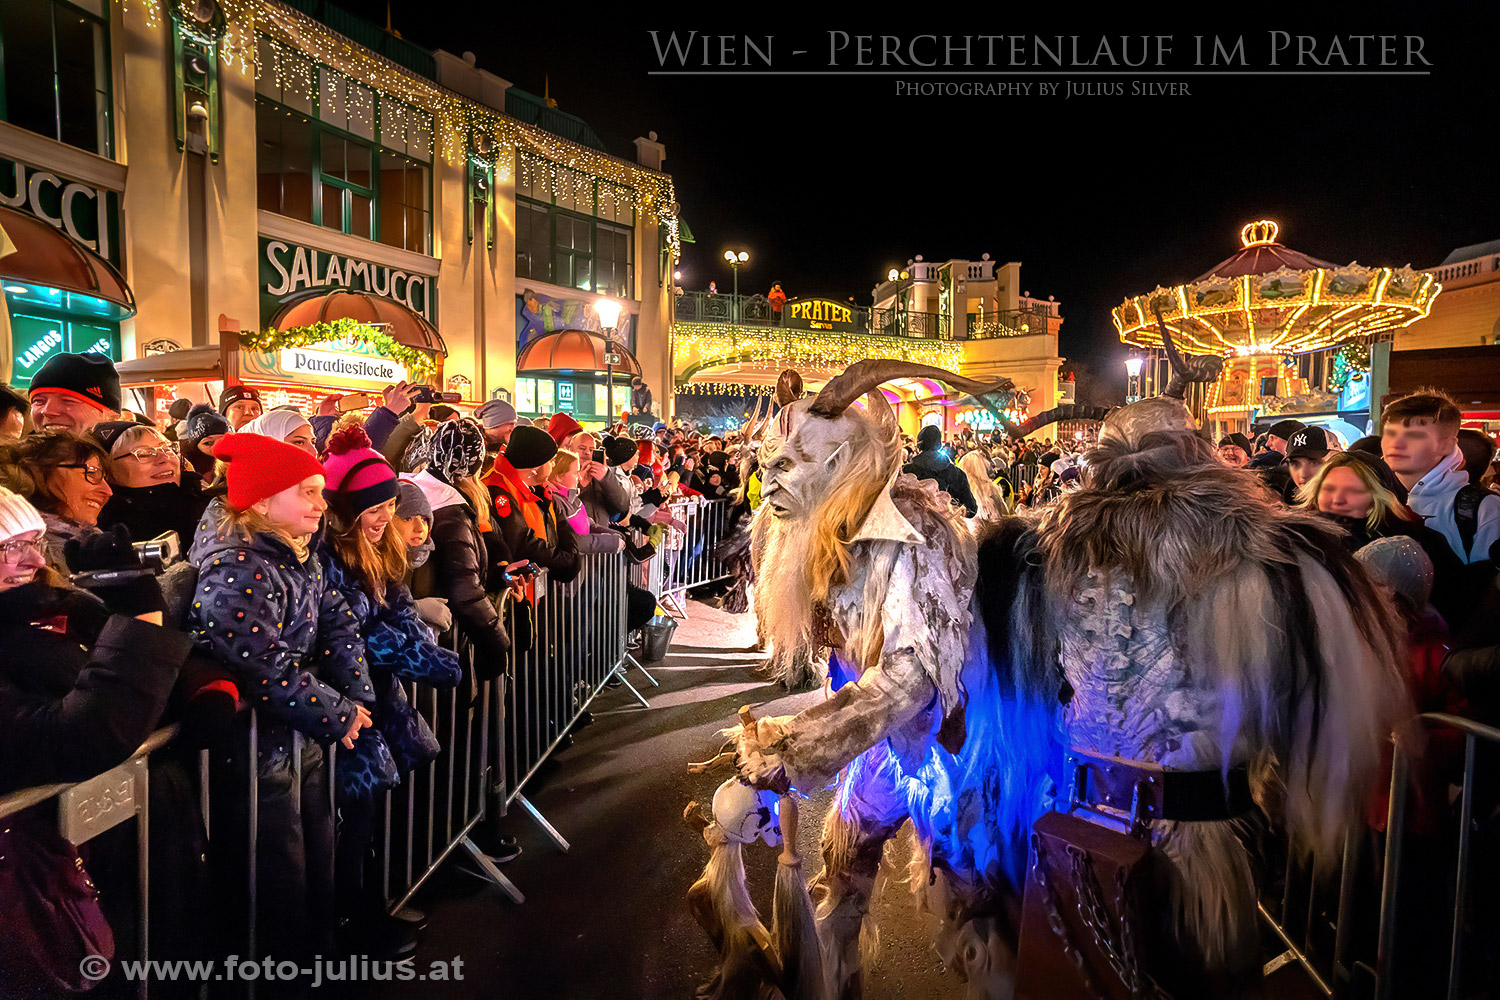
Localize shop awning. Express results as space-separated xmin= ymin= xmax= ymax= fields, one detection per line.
xmin=116 ymin=343 xmax=235 ymax=386
xmin=517 ymin=328 xmax=642 ymax=377
xmin=0 ymin=204 xmax=135 ymax=320
xmin=271 ymin=289 xmax=446 ymax=353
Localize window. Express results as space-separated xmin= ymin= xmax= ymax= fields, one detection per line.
xmin=256 ymin=103 xmax=315 ymax=223
xmin=515 ymin=153 xmax=634 ymax=296
xmin=515 ymin=378 xmax=537 ymax=413
xmin=254 ymin=40 xmax=431 ymax=254
xmin=0 ymin=0 xmax=112 ymax=156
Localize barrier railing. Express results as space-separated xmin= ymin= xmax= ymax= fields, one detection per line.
xmin=652 ymin=497 xmax=735 ymax=617
xmin=0 ymin=549 xmax=652 ymax=997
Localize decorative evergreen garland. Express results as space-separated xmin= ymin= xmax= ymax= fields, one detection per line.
xmin=1327 ymin=342 xmax=1371 ymax=392
xmin=241 ymin=318 xmax=436 ymax=381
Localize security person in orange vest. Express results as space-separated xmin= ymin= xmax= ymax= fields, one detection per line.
xmin=481 ymin=426 xmax=581 ymax=591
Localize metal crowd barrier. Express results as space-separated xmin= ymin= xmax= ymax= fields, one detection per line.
xmin=0 ymin=549 xmax=657 ymax=998
xmin=652 ymin=497 xmax=734 ymax=617
xmin=1255 ymin=711 xmax=1500 ymax=999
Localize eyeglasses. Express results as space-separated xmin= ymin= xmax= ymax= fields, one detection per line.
xmin=58 ymin=463 xmax=106 ymax=485
xmin=0 ymin=535 xmax=45 ymax=560
xmin=122 ymin=443 xmax=179 ymax=462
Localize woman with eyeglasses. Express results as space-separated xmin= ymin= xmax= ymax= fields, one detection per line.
xmin=0 ymin=431 xmax=113 ymax=573
xmin=93 ymin=420 xmax=213 ymax=549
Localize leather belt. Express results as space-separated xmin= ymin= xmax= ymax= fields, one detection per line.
xmin=1057 ymin=748 xmax=1254 ymax=835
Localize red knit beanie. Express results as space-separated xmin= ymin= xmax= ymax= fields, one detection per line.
xmin=636 ymin=440 xmax=653 ymax=466
xmin=547 ymin=411 xmax=584 ymax=446
xmin=321 ymin=424 xmax=399 ymax=515
xmin=214 ymin=433 xmax=327 ymax=511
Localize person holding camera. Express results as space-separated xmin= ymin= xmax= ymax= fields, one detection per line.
xmin=188 ymin=432 xmax=374 ymax=963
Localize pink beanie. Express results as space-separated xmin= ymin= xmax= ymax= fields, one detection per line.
xmin=322 ymin=424 xmax=398 ymax=515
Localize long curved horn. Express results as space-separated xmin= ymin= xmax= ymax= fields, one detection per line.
xmin=863 ymin=388 xmax=898 ymax=436
xmin=1007 ymin=403 xmax=1115 ymax=440
xmin=775 ymin=369 xmax=804 ymax=407
xmin=809 ymin=360 xmax=1013 ymax=419
xmin=1151 ymin=303 xmax=1221 ymax=400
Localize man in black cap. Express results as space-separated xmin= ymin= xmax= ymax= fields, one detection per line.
xmin=218 ymin=384 xmax=263 ymax=431
xmin=1248 ymin=417 xmax=1304 ymax=503
xmin=28 ymin=352 xmax=121 ymax=435
xmin=1216 ymin=433 xmax=1254 ymax=468
xmin=903 ymin=424 xmax=977 ymax=517
xmin=1285 ymin=425 xmax=1334 ymax=491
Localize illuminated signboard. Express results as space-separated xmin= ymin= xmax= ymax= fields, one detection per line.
xmin=782 ymin=297 xmax=858 ymax=333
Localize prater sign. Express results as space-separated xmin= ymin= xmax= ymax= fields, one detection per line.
xmin=783 ymin=297 xmax=857 ymax=333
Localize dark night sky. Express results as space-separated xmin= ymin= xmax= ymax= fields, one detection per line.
xmin=342 ymin=5 xmax=1497 ymax=380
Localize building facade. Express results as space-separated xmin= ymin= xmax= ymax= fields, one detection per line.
xmin=0 ymin=0 xmax=678 ymax=427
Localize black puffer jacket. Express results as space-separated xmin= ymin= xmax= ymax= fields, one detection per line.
xmin=99 ymin=470 xmax=213 ymax=550
xmin=902 ymin=447 xmax=978 ymax=517
xmin=407 ymin=472 xmax=510 ymax=675
xmin=0 ymin=583 xmax=189 ymax=793
xmin=1319 ymin=510 xmax=1469 ymax=626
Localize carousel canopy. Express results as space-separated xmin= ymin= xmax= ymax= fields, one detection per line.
xmin=1113 ymin=220 xmax=1440 ymax=357
xmin=271 ymin=290 xmax=445 ymax=353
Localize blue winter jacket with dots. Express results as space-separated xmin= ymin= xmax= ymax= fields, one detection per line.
xmin=189 ymin=500 xmax=374 ymax=756
xmin=320 ymin=542 xmax=462 ymax=804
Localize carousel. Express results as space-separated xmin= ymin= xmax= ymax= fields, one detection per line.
xmin=1112 ymin=220 xmax=1441 ymax=439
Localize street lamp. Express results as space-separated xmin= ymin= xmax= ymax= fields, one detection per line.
xmin=596 ymin=298 xmax=622 ymax=425
xmin=724 ymin=249 xmax=748 ymax=322
xmin=1125 ymin=356 xmax=1144 ymax=402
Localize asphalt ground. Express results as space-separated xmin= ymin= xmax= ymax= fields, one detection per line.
xmin=364 ymin=599 xmax=956 ymax=1000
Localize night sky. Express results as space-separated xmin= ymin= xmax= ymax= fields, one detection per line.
xmin=342 ymin=5 xmax=1497 ymax=394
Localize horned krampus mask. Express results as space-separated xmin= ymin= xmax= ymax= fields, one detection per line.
xmin=758 ymin=360 xmax=1014 ymax=520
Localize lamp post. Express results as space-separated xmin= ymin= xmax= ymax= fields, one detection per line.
xmin=723 ymin=249 xmax=748 ymax=323
xmin=596 ymin=298 xmax=622 ymax=426
xmin=1125 ymin=356 xmax=1144 ymax=403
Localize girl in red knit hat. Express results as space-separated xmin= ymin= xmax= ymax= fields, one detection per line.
xmin=188 ymin=432 xmax=374 ymax=963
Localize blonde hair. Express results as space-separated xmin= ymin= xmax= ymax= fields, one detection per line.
xmin=550 ymin=449 xmax=580 ymax=480
xmin=456 ymin=475 xmax=492 ymax=532
xmin=325 ymin=500 xmax=407 ymax=603
xmin=808 ymin=419 xmax=900 ymax=602
xmin=1298 ymin=452 xmax=1408 ymax=531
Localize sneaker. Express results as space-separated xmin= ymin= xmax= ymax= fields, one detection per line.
xmin=574 ymin=711 xmax=595 ymax=730
xmin=391 ymin=907 xmax=427 ymax=930
xmin=487 ymin=841 xmax=522 ymax=864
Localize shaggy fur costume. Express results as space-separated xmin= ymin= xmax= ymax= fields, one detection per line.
xmin=977 ymin=429 xmax=1412 ymax=990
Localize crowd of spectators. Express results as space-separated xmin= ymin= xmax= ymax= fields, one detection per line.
xmin=0 ymin=352 xmax=725 ymax=992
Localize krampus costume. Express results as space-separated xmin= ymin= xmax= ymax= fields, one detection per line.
xmin=993 ymin=322 xmax=1411 ymax=998
xmin=687 ymin=360 xmax=1057 ymax=1000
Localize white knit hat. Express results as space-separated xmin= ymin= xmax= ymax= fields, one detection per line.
xmin=0 ymin=486 xmax=46 ymax=542
xmin=241 ymin=407 xmax=312 ymax=443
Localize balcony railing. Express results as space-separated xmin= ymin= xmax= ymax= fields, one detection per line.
xmin=674 ymin=291 xmax=952 ymax=340
xmin=964 ymin=306 xmax=1053 ymax=339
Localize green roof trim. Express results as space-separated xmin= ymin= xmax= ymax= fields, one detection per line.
xmin=678 ymin=218 xmax=696 ymax=243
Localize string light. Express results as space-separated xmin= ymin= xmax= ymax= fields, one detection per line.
xmin=674 ymin=323 xmax=965 ymax=377
xmin=114 ymin=0 xmax=681 ymax=261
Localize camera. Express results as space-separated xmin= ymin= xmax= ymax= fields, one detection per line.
xmin=70 ymin=531 xmax=183 ymax=586
xmin=413 ymin=386 xmax=462 ymax=404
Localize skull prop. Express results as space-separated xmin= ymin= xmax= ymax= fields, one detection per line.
xmin=711 ymin=777 xmax=783 ymax=847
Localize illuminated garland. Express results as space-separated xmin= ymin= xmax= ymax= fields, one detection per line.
xmin=119 ymin=0 xmax=681 ymax=262
xmin=674 ymin=323 xmax=965 ymax=376
xmin=675 ymin=382 xmax=777 ymax=395
xmin=242 ymin=318 xmax=437 ymax=380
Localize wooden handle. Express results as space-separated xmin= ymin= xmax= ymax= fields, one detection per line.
xmin=778 ymin=795 xmax=799 ymax=865
xmin=738 ymin=704 xmax=757 ymax=730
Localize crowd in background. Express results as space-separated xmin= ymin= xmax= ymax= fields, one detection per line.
xmin=0 ymin=351 xmax=732 ymax=995
xmin=3 ymin=352 xmax=1500 ymax=995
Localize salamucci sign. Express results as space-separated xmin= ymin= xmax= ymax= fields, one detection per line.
xmin=260 ymin=237 xmax=434 ymax=321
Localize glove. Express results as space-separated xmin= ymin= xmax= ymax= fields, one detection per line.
xmin=415 ymin=596 xmax=453 ymax=633
xmin=64 ymin=524 xmax=165 ymax=618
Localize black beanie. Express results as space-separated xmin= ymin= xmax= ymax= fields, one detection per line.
xmin=183 ymin=403 xmax=230 ymax=442
xmin=91 ymin=420 xmax=137 ymax=455
xmin=218 ymin=384 xmax=262 ymax=414
xmin=1218 ymin=432 xmax=1253 ymax=454
xmin=30 ymin=352 xmax=121 ymax=412
xmin=505 ymin=425 xmax=559 ymax=470
xmin=917 ymin=425 xmax=942 ymax=451
xmin=602 ymin=434 xmax=638 ymax=468
xmin=168 ymin=397 xmax=193 ymax=422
